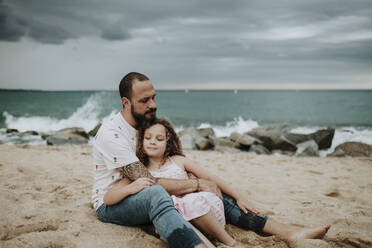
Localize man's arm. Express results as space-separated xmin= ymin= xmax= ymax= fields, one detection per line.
xmin=119 ymin=161 xmax=199 ymax=195
xmin=104 ymin=177 xmax=155 ymax=205
xmin=119 ymin=161 xmax=155 ymax=181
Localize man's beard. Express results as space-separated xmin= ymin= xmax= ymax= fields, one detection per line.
xmin=131 ymin=104 xmax=156 ymax=128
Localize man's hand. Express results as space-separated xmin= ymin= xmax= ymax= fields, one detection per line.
xmin=198 ymin=179 xmax=222 ymax=199
xmin=236 ymin=198 xmax=260 ymax=215
xmin=128 ymin=177 xmax=155 ymax=194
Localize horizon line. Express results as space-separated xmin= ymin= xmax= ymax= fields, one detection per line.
xmin=1 ymin=87 xmax=372 ymax=92
xmin=1 ymin=89 xmax=372 ymax=92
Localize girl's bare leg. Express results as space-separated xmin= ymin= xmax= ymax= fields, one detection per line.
xmin=263 ymin=218 xmax=331 ymax=240
xmin=191 ymin=210 xmax=236 ymax=246
xmin=189 ymin=222 xmax=216 ymax=248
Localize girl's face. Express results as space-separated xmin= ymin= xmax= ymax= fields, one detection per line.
xmin=143 ymin=124 xmax=167 ymax=159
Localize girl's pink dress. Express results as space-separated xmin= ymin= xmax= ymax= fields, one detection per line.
xmin=149 ymin=157 xmax=225 ymax=226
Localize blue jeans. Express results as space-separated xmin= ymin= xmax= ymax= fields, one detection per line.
xmin=96 ymin=185 xmax=202 ymax=248
xmin=222 ymin=192 xmax=268 ymax=234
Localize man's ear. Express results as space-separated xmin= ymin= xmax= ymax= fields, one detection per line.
xmin=121 ymin=97 xmax=130 ymax=108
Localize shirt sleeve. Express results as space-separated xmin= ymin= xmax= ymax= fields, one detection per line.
xmin=94 ymin=128 xmax=138 ymax=170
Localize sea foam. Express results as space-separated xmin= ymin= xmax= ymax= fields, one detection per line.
xmin=3 ymin=93 xmax=117 ymax=133
xmin=197 ymin=116 xmax=259 ymax=137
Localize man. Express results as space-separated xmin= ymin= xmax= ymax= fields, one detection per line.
xmin=92 ymin=72 xmax=330 ymax=248
xmin=92 ymin=72 xmax=208 ymax=248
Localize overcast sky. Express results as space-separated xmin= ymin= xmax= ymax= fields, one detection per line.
xmin=0 ymin=0 xmax=371 ymax=90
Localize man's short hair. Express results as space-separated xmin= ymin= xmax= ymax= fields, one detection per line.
xmin=119 ymin=72 xmax=149 ymax=100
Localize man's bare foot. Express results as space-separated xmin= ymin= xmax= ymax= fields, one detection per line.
xmin=226 ymin=239 xmax=236 ymax=247
xmin=195 ymin=244 xmax=208 ymax=248
xmin=289 ymin=225 xmax=331 ymax=240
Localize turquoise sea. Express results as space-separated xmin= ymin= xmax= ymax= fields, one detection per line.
xmin=1 ymin=89 xmax=372 ymax=152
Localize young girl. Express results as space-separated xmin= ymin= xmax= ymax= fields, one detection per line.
xmin=136 ymin=118 xmax=242 ymax=247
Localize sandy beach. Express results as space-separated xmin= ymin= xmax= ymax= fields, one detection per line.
xmin=1 ymin=144 xmax=372 ymax=248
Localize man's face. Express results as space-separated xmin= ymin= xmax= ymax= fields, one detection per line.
xmin=129 ymin=79 xmax=157 ymax=126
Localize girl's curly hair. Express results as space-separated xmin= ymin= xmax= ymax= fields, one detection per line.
xmin=136 ymin=117 xmax=184 ymax=166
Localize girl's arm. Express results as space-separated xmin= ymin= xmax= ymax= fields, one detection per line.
xmin=179 ymin=156 xmax=260 ymax=214
xmin=104 ymin=177 xmax=154 ymax=205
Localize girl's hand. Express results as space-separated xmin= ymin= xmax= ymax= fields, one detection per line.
xmin=128 ymin=177 xmax=155 ymax=194
xmin=236 ymin=198 xmax=260 ymax=215
xmin=199 ymin=179 xmax=223 ymax=199
xmin=187 ymin=172 xmax=197 ymax=179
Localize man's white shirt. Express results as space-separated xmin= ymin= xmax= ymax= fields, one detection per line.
xmin=92 ymin=112 xmax=138 ymax=210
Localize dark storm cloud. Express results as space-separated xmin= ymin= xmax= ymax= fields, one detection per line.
xmin=28 ymin=21 xmax=74 ymax=45
xmin=0 ymin=0 xmax=371 ymax=89
xmin=101 ymin=24 xmax=131 ymax=41
xmin=0 ymin=0 xmax=25 ymax=41
xmin=1 ymin=0 xmax=371 ymax=48
xmin=0 ymin=0 xmax=210 ymax=43
xmin=1 ymin=0 xmax=133 ymax=44
xmin=0 ymin=0 xmax=77 ymax=44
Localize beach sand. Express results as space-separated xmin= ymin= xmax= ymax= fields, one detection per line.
xmin=1 ymin=144 xmax=372 ymax=248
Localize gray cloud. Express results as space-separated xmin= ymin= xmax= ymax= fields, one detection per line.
xmin=101 ymin=23 xmax=131 ymax=41
xmin=28 ymin=21 xmax=74 ymax=44
xmin=0 ymin=0 xmax=25 ymax=41
xmin=2 ymin=0 xmax=372 ymax=46
xmin=0 ymin=0 xmax=371 ymax=89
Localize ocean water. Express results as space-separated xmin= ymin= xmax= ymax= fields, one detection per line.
xmin=1 ymin=89 xmax=372 ymax=155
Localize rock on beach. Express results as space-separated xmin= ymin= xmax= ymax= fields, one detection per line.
xmin=45 ymin=128 xmax=89 ymax=145
xmin=329 ymin=142 xmax=372 ymax=157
